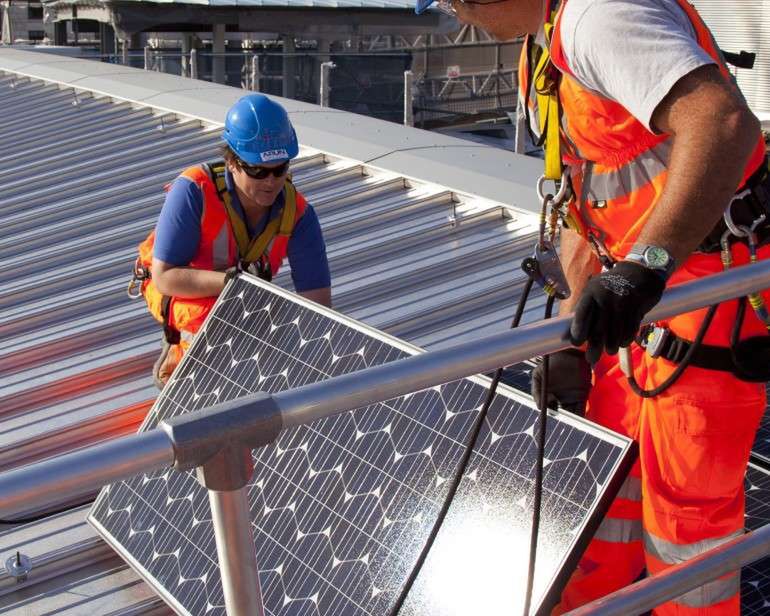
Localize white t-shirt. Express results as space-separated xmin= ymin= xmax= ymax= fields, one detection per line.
xmin=558 ymin=0 xmax=716 ymax=131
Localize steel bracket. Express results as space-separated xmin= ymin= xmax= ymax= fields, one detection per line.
xmin=160 ymin=392 xmax=282 ymax=491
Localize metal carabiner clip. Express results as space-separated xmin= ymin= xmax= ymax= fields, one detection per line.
xmin=723 ymin=189 xmax=752 ymax=238
xmin=536 ymin=168 xmax=570 ymax=206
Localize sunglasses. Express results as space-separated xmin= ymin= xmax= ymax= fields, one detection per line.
xmin=238 ymin=159 xmax=290 ymax=180
xmin=434 ymin=0 xmax=508 ymax=15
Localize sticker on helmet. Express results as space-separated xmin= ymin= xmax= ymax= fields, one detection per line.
xmin=261 ymin=149 xmax=289 ymax=162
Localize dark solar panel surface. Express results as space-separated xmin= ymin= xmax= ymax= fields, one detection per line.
xmin=90 ymin=275 xmax=634 ymax=616
xmin=752 ymin=385 xmax=770 ymax=463
xmin=743 ymin=464 xmax=770 ymax=615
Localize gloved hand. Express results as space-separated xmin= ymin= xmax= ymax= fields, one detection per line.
xmin=531 ymin=349 xmax=592 ymax=416
xmin=570 ymin=261 xmax=666 ymax=365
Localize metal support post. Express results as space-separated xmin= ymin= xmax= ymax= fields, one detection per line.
xmin=513 ymin=98 xmax=528 ymax=154
xmin=566 ymin=523 xmax=770 ymax=615
xmin=121 ymin=39 xmax=128 ymax=66
xmin=319 ymin=61 xmax=334 ymax=107
xmin=144 ymin=45 xmax=150 ymax=70
xmin=212 ymin=23 xmax=226 ymax=84
xmin=283 ymin=36 xmax=297 ymax=99
xmin=209 ymin=488 xmax=264 ymax=616
xmin=190 ymin=48 xmax=198 ymax=80
xmin=250 ymin=54 xmax=260 ymax=92
xmin=404 ymin=70 xmax=414 ymax=126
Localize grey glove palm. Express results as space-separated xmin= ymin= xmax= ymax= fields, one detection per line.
xmin=531 ymin=349 xmax=592 ymax=416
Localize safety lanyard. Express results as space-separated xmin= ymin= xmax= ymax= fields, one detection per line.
xmin=208 ymin=163 xmax=297 ymax=264
xmin=522 ymin=5 xmax=564 ymax=182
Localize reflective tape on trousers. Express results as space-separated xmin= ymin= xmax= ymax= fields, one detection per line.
xmin=643 ymin=528 xmax=744 ymax=564
xmin=674 ymin=571 xmax=740 ymax=608
xmin=584 ymin=141 xmax=672 ymax=202
xmin=594 ymin=517 xmax=643 ymax=543
xmin=615 ymin=475 xmax=642 ymax=502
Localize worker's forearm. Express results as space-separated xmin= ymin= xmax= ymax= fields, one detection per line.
xmin=153 ymin=266 xmax=226 ymax=298
xmin=639 ymin=74 xmax=760 ymax=266
xmin=558 ymin=228 xmax=601 ymax=316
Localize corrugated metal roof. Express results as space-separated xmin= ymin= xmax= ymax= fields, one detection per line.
xmin=691 ymin=0 xmax=770 ymax=118
xmin=0 ymin=49 xmax=543 ymax=612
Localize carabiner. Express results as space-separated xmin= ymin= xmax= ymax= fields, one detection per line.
xmin=723 ymin=190 xmax=752 ymax=238
xmin=127 ymin=277 xmax=143 ymax=299
xmin=536 ymin=168 xmax=570 ymax=206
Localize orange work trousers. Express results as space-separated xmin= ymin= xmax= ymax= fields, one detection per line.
xmin=556 ymin=247 xmax=769 ymax=615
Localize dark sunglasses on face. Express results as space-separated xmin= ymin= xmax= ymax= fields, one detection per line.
xmin=238 ymin=159 xmax=290 ymax=179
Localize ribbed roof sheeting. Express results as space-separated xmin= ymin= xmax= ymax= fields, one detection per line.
xmin=0 ymin=51 xmax=543 ymax=612
xmin=691 ymin=0 xmax=770 ymax=118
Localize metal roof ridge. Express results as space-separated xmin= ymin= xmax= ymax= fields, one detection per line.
xmin=0 ymin=47 xmax=542 ymax=214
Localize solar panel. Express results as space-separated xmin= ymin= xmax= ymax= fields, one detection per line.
xmin=89 ymin=274 xmax=635 ymax=616
xmin=752 ymin=388 xmax=770 ymax=464
xmin=743 ymin=463 xmax=770 ymax=615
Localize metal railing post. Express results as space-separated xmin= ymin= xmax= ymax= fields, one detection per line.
xmin=209 ymin=488 xmax=264 ymax=616
xmin=190 ymin=48 xmax=198 ymax=80
xmin=250 ymin=54 xmax=260 ymax=92
xmin=319 ymin=61 xmax=335 ymax=107
xmin=121 ymin=39 xmax=128 ymax=66
xmin=404 ymin=70 xmax=414 ymax=127
xmin=565 ymin=523 xmax=770 ymax=615
xmin=144 ymin=45 xmax=150 ymax=70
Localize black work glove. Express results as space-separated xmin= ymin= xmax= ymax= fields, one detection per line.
xmin=531 ymin=349 xmax=592 ymax=416
xmin=570 ymin=261 xmax=666 ymax=365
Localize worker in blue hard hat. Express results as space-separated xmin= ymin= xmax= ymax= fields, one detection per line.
xmin=130 ymin=93 xmax=331 ymax=389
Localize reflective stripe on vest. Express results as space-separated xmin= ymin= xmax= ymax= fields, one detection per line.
xmin=520 ymin=0 xmax=767 ymax=260
xmin=139 ymin=163 xmax=307 ymax=335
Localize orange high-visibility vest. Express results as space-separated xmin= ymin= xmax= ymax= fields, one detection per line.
xmin=519 ymin=0 xmax=767 ymax=262
xmin=138 ymin=164 xmax=307 ymax=335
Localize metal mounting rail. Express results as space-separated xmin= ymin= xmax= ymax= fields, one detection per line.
xmin=0 ymin=260 xmax=769 ymax=615
xmin=564 ymin=523 xmax=770 ymax=615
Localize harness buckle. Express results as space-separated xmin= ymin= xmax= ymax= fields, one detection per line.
xmin=127 ymin=258 xmax=150 ymax=299
xmin=640 ymin=325 xmax=670 ymax=359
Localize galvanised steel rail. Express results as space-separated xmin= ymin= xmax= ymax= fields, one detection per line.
xmin=564 ymin=523 xmax=770 ymax=615
xmin=1 ymin=259 xmax=770 ymax=615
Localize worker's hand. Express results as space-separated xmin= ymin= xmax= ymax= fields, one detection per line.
xmin=531 ymin=349 xmax=592 ymax=416
xmin=570 ymin=261 xmax=666 ymax=364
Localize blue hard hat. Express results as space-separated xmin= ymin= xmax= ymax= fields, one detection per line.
xmin=414 ymin=0 xmax=437 ymax=14
xmin=222 ymin=94 xmax=299 ymax=165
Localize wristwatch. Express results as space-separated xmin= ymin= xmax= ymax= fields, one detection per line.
xmin=624 ymin=243 xmax=676 ymax=280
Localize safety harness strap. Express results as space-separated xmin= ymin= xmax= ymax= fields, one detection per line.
xmin=203 ymin=162 xmax=298 ymax=266
xmin=636 ymin=326 xmax=770 ymax=382
xmin=160 ymin=294 xmax=181 ymax=345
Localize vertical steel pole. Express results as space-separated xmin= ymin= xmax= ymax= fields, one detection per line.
xmin=190 ymin=48 xmax=198 ymax=80
xmin=250 ymin=54 xmax=260 ymax=92
xmin=209 ymin=487 xmax=264 ymax=616
xmin=404 ymin=70 xmax=414 ymax=126
xmin=144 ymin=45 xmax=150 ymax=70
xmin=320 ymin=61 xmax=334 ymax=107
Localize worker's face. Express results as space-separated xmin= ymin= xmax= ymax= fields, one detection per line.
xmin=445 ymin=0 xmax=543 ymax=40
xmin=229 ymin=159 xmax=289 ymax=209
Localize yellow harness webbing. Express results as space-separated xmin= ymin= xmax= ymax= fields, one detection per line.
xmin=530 ymin=19 xmax=563 ymax=181
xmin=207 ymin=162 xmax=298 ymax=265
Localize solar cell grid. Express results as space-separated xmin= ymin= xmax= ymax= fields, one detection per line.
xmin=90 ymin=275 xmax=634 ymax=616
xmin=743 ymin=464 xmax=770 ymax=615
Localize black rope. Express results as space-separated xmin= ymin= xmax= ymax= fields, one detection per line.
xmin=389 ymin=276 xmax=535 ymax=616
xmin=626 ymin=304 xmax=719 ymax=398
xmin=522 ymin=293 xmax=556 ymax=616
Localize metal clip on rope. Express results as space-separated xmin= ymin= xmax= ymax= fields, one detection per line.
xmin=536 ymin=169 xmax=570 ymax=206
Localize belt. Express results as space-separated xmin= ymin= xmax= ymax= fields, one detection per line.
xmin=636 ymin=326 xmax=736 ymax=373
xmin=698 ymin=157 xmax=770 ymax=253
xmin=637 ymin=324 xmax=770 ymax=382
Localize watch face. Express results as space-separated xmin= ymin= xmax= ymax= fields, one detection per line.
xmin=645 ymin=246 xmax=671 ymax=269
